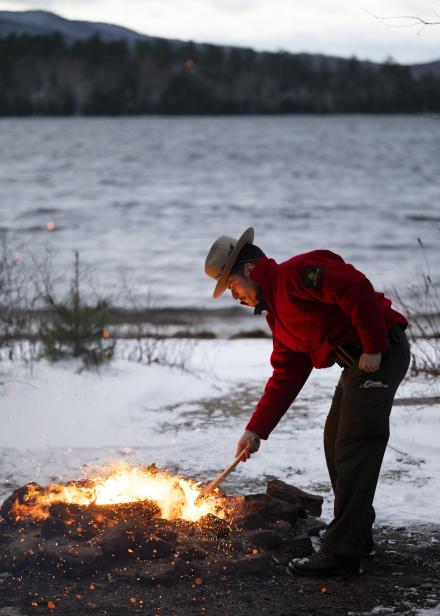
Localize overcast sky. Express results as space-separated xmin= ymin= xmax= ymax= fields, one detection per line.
xmin=1 ymin=0 xmax=439 ymax=63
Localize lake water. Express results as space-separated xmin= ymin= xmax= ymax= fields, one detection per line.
xmin=1 ymin=115 xmax=439 ymax=309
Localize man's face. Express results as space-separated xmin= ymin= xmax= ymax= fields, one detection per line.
xmin=227 ymin=273 xmax=259 ymax=307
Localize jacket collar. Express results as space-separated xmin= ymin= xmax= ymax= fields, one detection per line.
xmin=250 ymin=257 xmax=278 ymax=314
xmin=253 ymin=287 xmax=270 ymax=315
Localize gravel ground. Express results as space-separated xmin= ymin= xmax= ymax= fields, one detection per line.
xmin=0 ymin=524 xmax=439 ymax=616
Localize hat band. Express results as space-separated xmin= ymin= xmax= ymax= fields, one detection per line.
xmin=215 ymin=243 xmax=235 ymax=279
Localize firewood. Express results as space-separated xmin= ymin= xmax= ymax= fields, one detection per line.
xmin=0 ymin=483 xmax=43 ymax=523
xmin=227 ymin=494 xmax=299 ymax=529
xmin=266 ymin=480 xmax=323 ymax=517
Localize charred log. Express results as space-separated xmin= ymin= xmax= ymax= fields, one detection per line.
xmin=228 ymin=494 xmax=299 ymax=529
xmin=42 ymin=500 xmax=161 ymax=540
xmin=266 ymin=479 xmax=323 ymax=517
xmin=1 ymin=483 xmax=43 ymax=523
xmin=0 ymin=476 xmax=324 ymax=584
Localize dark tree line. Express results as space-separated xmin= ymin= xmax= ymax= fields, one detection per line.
xmin=0 ymin=32 xmax=439 ymax=115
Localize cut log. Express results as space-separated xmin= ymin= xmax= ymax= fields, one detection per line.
xmin=218 ymin=551 xmax=272 ymax=576
xmin=266 ymin=480 xmax=323 ymax=517
xmin=245 ymin=529 xmax=283 ymax=550
xmin=227 ymin=494 xmax=299 ymax=529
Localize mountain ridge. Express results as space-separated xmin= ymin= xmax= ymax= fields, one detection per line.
xmin=0 ymin=9 xmax=159 ymax=44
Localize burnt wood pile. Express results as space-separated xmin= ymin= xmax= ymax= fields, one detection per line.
xmin=0 ymin=478 xmax=326 ymax=585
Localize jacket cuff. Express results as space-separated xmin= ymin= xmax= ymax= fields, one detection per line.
xmin=245 ymin=420 xmax=269 ymax=440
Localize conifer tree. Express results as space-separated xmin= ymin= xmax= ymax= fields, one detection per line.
xmin=40 ymin=252 xmax=114 ymax=366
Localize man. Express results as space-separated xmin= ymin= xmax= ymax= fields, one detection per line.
xmin=204 ymin=227 xmax=410 ymax=577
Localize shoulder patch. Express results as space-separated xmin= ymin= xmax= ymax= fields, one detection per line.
xmin=302 ymin=265 xmax=324 ymax=289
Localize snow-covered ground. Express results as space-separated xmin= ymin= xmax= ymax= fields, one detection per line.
xmin=1 ymin=339 xmax=439 ymax=527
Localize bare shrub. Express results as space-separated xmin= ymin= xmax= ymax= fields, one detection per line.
xmin=393 ymin=239 xmax=440 ymax=378
xmin=119 ymin=286 xmax=195 ymax=372
xmin=0 ymin=231 xmax=39 ymax=366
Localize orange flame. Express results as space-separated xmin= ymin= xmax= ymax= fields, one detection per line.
xmin=9 ymin=463 xmax=224 ymax=523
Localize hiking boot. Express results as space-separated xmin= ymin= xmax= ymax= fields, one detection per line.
xmin=287 ymin=549 xmax=361 ymax=577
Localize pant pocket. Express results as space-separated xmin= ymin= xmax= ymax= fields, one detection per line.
xmin=341 ymin=389 xmax=393 ymax=439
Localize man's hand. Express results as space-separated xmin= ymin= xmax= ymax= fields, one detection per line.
xmin=235 ymin=430 xmax=260 ymax=462
xmin=359 ymin=352 xmax=381 ymax=373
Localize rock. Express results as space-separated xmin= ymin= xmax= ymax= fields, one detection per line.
xmin=178 ymin=544 xmax=208 ymax=561
xmin=135 ymin=535 xmax=175 ymax=560
xmin=246 ymin=529 xmax=283 ymax=550
xmin=266 ymin=480 xmax=323 ymax=517
xmin=136 ymin=559 xmax=179 ymax=585
xmin=288 ymin=533 xmax=314 ymax=558
xmin=228 ymin=494 xmax=299 ymax=529
xmin=42 ymin=539 xmax=103 ymax=576
xmin=98 ymin=522 xmax=144 ymax=558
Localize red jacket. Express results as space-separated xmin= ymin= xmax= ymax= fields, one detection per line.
xmin=245 ymin=250 xmax=407 ymax=440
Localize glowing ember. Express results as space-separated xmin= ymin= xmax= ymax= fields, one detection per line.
xmin=9 ymin=463 xmax=225 ymax=523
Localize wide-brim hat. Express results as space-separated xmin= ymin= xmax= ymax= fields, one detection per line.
xmin=205 ymin=227 xmax=255 ymax=298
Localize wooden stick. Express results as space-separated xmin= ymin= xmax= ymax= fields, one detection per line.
xmin=199 ymin=452 xmax=244 ymax=498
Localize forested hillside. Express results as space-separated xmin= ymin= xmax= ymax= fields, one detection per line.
xmin=1 ymin=33 xmax=439 ymax=115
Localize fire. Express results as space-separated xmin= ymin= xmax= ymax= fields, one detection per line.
xmin=8 ymin=463 xmax=224 ymax=523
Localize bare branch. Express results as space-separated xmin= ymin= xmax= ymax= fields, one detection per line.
xmin=355 ymin=2 xmax=440 ymax=31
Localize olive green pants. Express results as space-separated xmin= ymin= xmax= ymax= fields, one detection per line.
xmin=322 ymin=329 xmax=411 ymax=560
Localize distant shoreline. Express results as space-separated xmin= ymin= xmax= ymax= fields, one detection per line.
xmin=2 ymin=306 xmax=438 ymax=341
